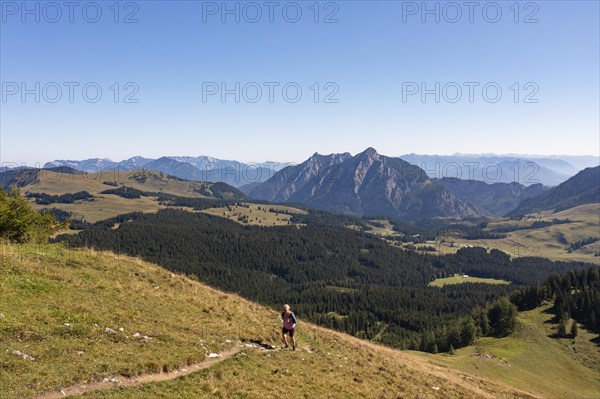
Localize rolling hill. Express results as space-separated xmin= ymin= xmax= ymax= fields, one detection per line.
xmin=507 ymin=166 xmax=600 ymax=216
xmin=0 ymin=168 xmax=246 ymax=222
xmin=247 ymin=148 xmax=480 ymax=220
xmin=0 ymin=242 xmax=544 ymax=399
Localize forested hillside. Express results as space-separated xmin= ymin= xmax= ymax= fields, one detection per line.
xmin=57 ymin=209 xmax=594 ymax=352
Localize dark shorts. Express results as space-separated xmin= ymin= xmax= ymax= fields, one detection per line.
xmin=282 ymin=327 xmax=295 ymax=337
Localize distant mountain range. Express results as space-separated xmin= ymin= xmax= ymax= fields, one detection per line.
xmin=506 ymin=166 xmax=600 ymax=216
xmin=399 ymin=154 xmax=587 ymax=187
xmin=38 ymin=153 xmax=597 ymax=189
xmin=43 ymin=157 xmax=286 ymax=188
xmin=4 ymin=151 xmax=598 ymax=220
xmin=245 ymin=148 xmax=480 ymax=220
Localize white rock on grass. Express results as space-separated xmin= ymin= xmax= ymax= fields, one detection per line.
xmin=207 ymin=353 xmax=221 ymax=358
xmin=12 ymin=350 xmax=35 ymax=361
xmin=104 ymin=328 xmax=116 ymax=334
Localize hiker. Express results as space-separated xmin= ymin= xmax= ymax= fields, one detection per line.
xmin=281 ymin=304 xmax=297 ymax=350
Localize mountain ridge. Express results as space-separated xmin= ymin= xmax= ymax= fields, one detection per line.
xmin=247 ymin=148 xmax=480 ymax=220
xmin=437 ymin=178 xmax=547 ymax=216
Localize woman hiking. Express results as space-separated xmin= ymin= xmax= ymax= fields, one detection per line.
xmin=281 ymin=304 xmax=297 ymax=350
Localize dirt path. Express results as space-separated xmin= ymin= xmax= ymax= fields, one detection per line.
xmin=36 ymin=345 xmax=263 ymax=399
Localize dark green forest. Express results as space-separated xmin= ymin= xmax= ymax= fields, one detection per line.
xmin=55 ymin=209 xmax=595 ymax=352
xmin=26 ymin=191 xmax=93 ymax=205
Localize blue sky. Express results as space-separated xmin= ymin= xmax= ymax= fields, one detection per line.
xmin=1 ymin=0 xmax=598 ymax=164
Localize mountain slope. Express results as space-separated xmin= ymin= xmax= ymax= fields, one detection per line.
xmin=0 ymin=243 xmax=537 ymax=399
xmin=248 ymin=148 xmax=479 ymax=220
xmin=507 ymin=166 xmax=600 ymax=216
xmin=437 ymin=178 xmax=546 ymax=216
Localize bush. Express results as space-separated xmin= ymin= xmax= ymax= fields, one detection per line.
xmin=0 ymin=186 xmax=65 ymax=243
xmin=448 ymin=344 xmax=455 ymax=355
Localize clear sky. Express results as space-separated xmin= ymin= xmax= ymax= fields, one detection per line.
xmin=1 ymin=0 xmax=598 ymax=165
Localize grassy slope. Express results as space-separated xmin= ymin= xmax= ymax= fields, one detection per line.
xmin=422 ymin=306 xmax=600 ymax=399
xmin=438 ymin=204 xmax=600 ymax=264
xmin=428 ymin=276 xmax=510 ymax=287
xmin=0 ymin=243 xmax=536 ymax=399
xmin=23 ymin=170 xmax=217 ymax=222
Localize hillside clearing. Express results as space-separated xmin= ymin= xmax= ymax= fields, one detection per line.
xmin=429 ymin=275 xmax=511 ymax=287
xmin=200 ymin=203 xmax=306 ymax=226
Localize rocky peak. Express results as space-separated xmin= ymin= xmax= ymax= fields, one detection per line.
xmin=359 ymin=147 xmax=379 ymax=159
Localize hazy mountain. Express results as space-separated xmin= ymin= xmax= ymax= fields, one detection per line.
xmin=437 ymin=178 xmax=546 ymax=217
xmin=44 ymin=158 xmax=118 ymax=173
xmin=507 ymin=166 xmax=600 ymax=216
xmin=168 ymin=156 xmax=284 ymax=187
xmin=548 ymin=155 xmax=599 ymax=172
xmin=247 ymin=148 xmax=480 ymax=220
xmin=118 ymin=156 xmax=155 ymax=169
xmin=400 ymin=154 xmax=572 ymax=186
xmin=143 ymin=157 xmax=205 ymax=182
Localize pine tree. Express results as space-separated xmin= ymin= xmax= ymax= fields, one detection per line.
xmin=487 ymin=297 xmax=517 ymax=337
xmin=0 ymin=186 xmax=63 ymax=243
xmin=570 ymin=321 xmax=578 ymax=338
xmin=558 ymin=316 xmax=568 ymax=337
xmin=448 ymin=344 xmax=455 ymax=355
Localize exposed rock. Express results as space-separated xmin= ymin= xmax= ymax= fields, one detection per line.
xmin=12 ymin=350 xmax=35 ymax=361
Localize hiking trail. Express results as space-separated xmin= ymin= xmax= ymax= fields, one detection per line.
xmin=36 ymin=343 xmax=280 ymax=399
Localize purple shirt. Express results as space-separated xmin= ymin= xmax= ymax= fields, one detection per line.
xmin=282 ymin=311 xmax=297 ymax=330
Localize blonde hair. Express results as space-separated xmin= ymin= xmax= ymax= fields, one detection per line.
xmin=283 ymin=304 xmax=291 ymax=311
